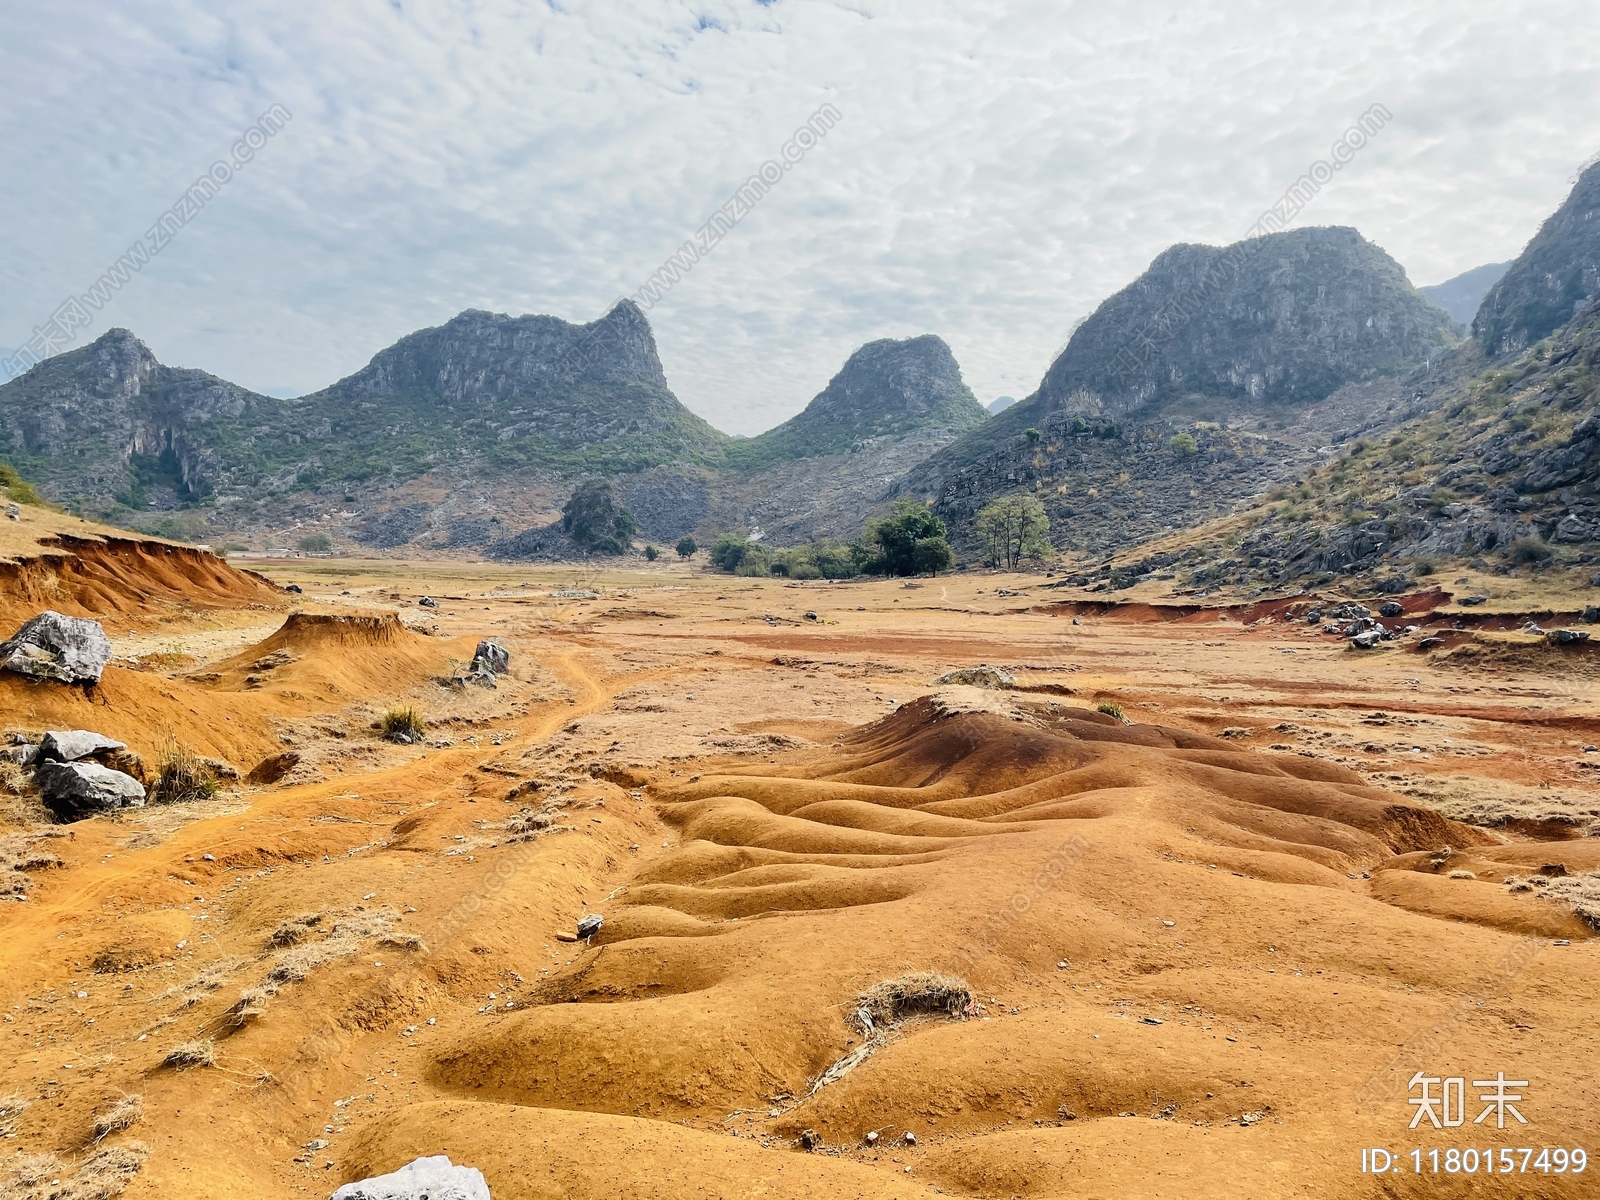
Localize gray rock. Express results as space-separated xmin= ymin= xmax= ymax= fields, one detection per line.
xmin=418 ymin=596 xmax=438 ymax=609
xmin=471 ymin=640 xmax=510 ymax=675
xmin=5 ymin=503 xmax=18 ymax=520
xmin=933 ymin=665 xmax=1016 ymax=689
xmin=1459 ymin=596 xmax=1487 ymax=606
xmin=39 ymin=729 xmax=126 ymax=763
xmin=37 ymin=761 xmax=145 ymax=821
xmin=1547 ymin=629 xmax=1591 ymax=645
xmin=330 ymin=1155 xmax=490 ymax=1200
xmin=576 ymin=914 xmax=604 ymax=939
xmin=1350 ymin=630 xmax=1384 ymax=649
xmin=1 ymin=744 xmax=38 ymax=766
xmin=1582 ymin=606 xmax=1599 ymax=624
xmin=1378 ymin=601 xmax=1404 ymax=617
xmin=0 ymin=611 xmax=112 ymax=684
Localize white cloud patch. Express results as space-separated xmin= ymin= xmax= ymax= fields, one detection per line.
xmin=3 ymin=0 xmax=1598 ymax=432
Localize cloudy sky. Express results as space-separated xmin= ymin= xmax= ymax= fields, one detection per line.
xmin=3 ymin=1 xmax=1598 ymax=434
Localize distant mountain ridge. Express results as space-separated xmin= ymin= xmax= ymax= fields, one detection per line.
xmin=1419 ymin=262 xmax=1510 ymax=326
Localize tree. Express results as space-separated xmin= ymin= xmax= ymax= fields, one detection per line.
xmin=1025 ymin=427 xmax=1042 ymax=444
xmin=644 ymin=544 xmax=659 ymax=561
xmin=1169 ymin=432 xmax=1198 ymax=456
xmin=708 ymin=533 xmax=750 ymax=571
xmin=297 ymin=532 xmax=333 ymax=553
xmin=675 ymin=535 xmax=697 ymax=558
xmin=561 ymin=480 xmax=636 ymax=554
xmin=864 ymin=501 xmax=955 ymax=577
xmin=975 ymin=495 xmax=1052 ymax=568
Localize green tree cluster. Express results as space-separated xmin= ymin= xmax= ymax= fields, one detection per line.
xmin=561 ymin=480 xmax=636 ymax=554
xmin=704 ymin=501 xmax=956 ymax=580
xmin=975 ymin=495 xmax=1052 ymax=568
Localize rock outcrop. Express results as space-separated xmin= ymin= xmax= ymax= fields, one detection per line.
xmin=0 ymin=612 xmax=112 ymax=684
xmin=1475 ymin=160 xmax=1600 ymax=356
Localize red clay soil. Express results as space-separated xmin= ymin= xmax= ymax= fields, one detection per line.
xmin=0 ymin=533 xmax=283 ymax=629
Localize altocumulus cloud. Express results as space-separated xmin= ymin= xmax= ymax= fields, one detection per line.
xmin=2 ymin=0 xmax=1599 ymax=429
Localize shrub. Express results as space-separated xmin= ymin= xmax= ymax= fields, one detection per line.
xmin=150 ymin=735 xmax=219 ymax=805
xmin=380 ymin=706 xmax=426 ymax=744
xmin=1024 ymin=428 xmax=1042 ymax=444
xmin=1169 ymin=432 xmax=1198 ymax=456
xmin=1507 ymin=536 xmax=1551 ymax=565
xmin=0 ymin=463 xmax=46 ymax=506
xmin=296 ymin=532 xmax=333 ymax=553
xmin=1412 ymin=557 xmax=1437 ymax=576
xmin=1096 ymin=700 xmax=1126 ymax=721
xmin=644 ymin=545 xmax=659 ymax=561
xmin=675 ymin=535 xmax=697 ymax=558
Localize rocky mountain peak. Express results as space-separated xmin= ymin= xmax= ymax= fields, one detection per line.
xmin=333 ymin=302 xmax=671 ymax=405
xmin=1033 ymin=225 xmax=1457 ymax=416
xmin=728 ymin=334 xmax=987 ymax=469
xmin=1473 ymin=160 xmax=1600 ymax=356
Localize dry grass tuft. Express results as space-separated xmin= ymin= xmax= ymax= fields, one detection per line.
xmin=265 ymin=912 xmax=324 ymax=948
xmin=3 ymin=1143 xmax=150 ymax=1200
xmin=0 ymin=831 xmax=67 ymax=898
xmin=810 ymin=972 xmax=972 ymax=1097
xmin=853 ymin=972 xmax=973 ymax=1034
xmin=1096 ymin=700 xmax=1128 ymax=722
xmin=161 ymin=1040 xmax=216 ymax=1070
xmin=1448 ymin=869 xmax=1477 ymax=880
xmin=148 ymin=734 xmax=219 ymax=806
xmin=380 ymin=705 xmax=426 ymax=743
xmin=0 ymin=1090 xmax=28 ymax=1138
xmin=505 ymin=808 xmax=559 ymax=840
xmin=91 ymin=1095 xmax=142 ymax=1143
xmin=1504 ymin=870 xmax=1600 ymax=929
xmin=233 ymin=906 xmax=416 ymax=1022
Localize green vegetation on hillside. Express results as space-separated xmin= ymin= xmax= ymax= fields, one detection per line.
xmin=707 ymin=500 xmax=956 ymax=579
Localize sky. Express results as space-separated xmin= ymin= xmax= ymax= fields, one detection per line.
xmin=3 ymin=2 xmax=1599 ymax=435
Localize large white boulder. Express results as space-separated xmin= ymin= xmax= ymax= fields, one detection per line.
xmin=330 ymin=1156 xmax=490 ymax=1200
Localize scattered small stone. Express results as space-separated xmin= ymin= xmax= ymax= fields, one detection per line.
xmin=803 ymin=611 xmax=819 ymax=621
xmin=799 ymin=1129 xmax=820 ymax=1150
xmin=576 ymin=914 xmax=604 ymax=939
xmin=933 ymin=665 xmax=1015 ymax=689
xmin=1547 ymin=629 xmax=1590 ymax=645
xmin=418 ymin=596 xmax=439 ymax=609
xmin=903 ymin=1131 xmax=916 ymax=1145
xmin=1537 ymin=862 xmax=1568 ymax=878
xmin=865 ymin=1131 xmax=879 ymax=1145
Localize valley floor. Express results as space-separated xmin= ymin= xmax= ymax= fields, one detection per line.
xmin=2 ymin=546 xmax=1598 ymax=1199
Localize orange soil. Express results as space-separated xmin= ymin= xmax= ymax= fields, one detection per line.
xmin=1 ymin=547 xmax=1596 ymax=1199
